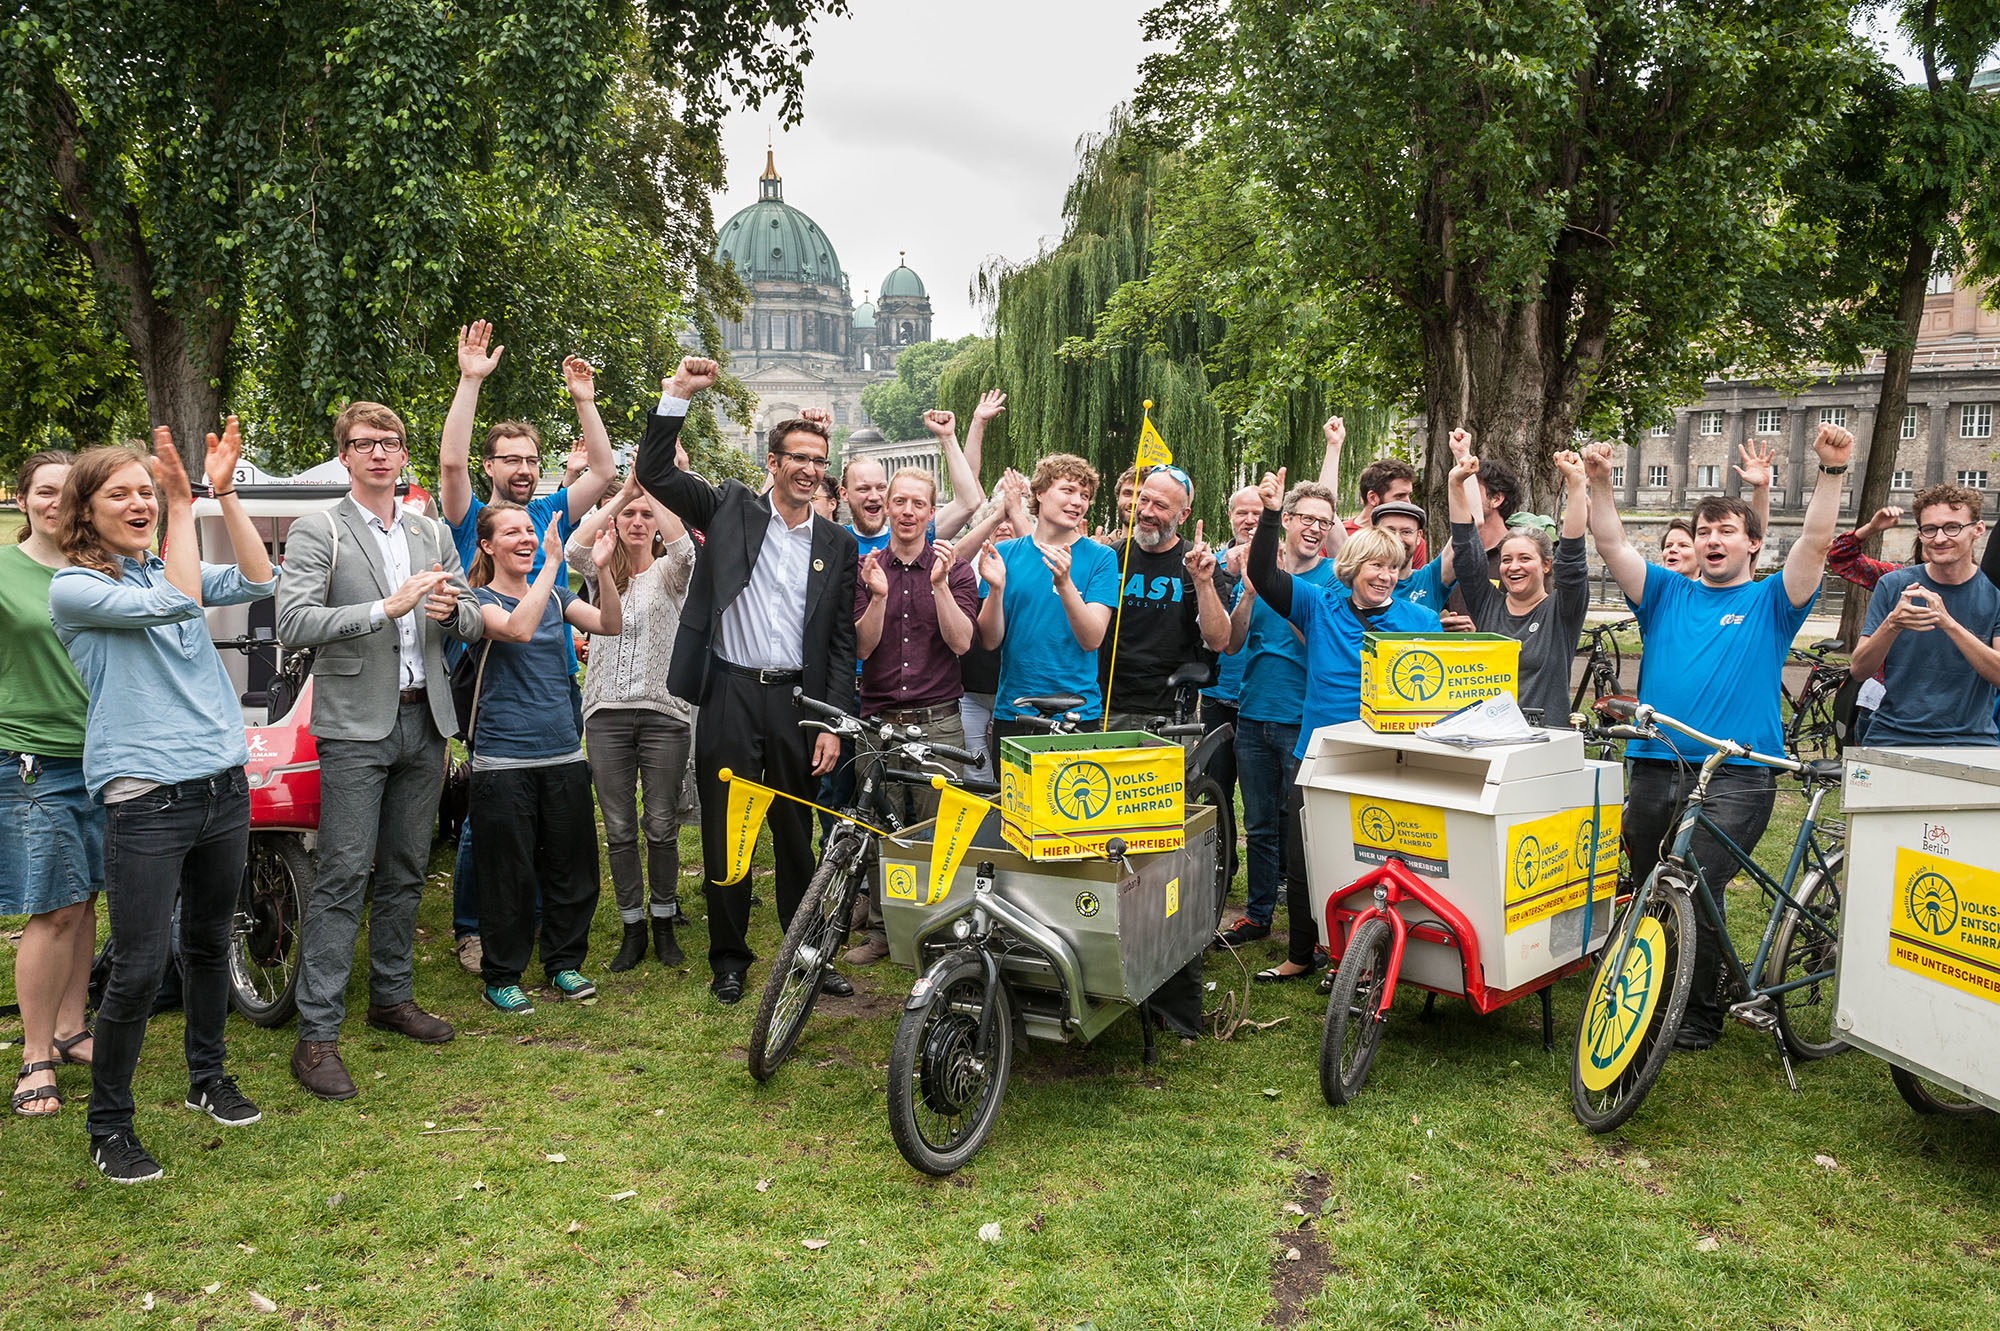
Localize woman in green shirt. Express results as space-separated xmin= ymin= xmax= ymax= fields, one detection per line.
xmin=3 ymin=450 xmax=100 ymax=1116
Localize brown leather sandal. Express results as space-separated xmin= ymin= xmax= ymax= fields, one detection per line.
xmin=12 ymin=1060 xmax=62 ymax=1115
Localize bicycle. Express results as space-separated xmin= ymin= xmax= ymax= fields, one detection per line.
xmin=746 ymin=690 xmax=993 ymax=1082
xmin=1568 ymin=698 xmax=1849 ymax=1132
xmin=1571 ymin=618 xmax=1635 ymax=759
xmin=1781 ymin=639 xmax=1853 ymax=762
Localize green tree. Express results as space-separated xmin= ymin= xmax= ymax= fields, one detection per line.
xmin=0 ymin=238 xmax=145 ymax=481
xmin=1121 ymin=0 xmax=1873 ymax=515
xmin=0 ymin=0 xmax=842 ymax=473
xmin=857 ymin=334 xmax=982 ymax=441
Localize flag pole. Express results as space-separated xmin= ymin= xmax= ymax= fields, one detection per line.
xmin=1100 ymin=399 xmax=1155 ymax=733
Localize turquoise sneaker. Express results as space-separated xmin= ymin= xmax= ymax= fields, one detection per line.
xmin=483 ymin=984 xmax=534 ymax=1014
xmin=550 ymin=970 xmax=596 ymax=1001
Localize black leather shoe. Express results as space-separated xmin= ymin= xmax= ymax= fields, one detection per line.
xmin=652 ymin=919 xmax=684 ymax=967
xmin=710 ymin=971 xmax=745 ymax=1005
xmin=819 ymin=971 xmax=854 ymax=998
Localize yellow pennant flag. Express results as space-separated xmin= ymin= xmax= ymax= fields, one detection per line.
xmin=715 ymin=768 xmax=776 ymax=886
xmin=925 ymin=776 xmax=992 ymax=906
xmin=1135 ymin=399 xmax=1172 ymax=468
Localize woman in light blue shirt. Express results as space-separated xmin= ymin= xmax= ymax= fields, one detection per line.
xmin=48 ymin=425 xmax=276 ymax=1185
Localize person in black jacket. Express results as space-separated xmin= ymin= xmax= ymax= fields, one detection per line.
xmin=634 ymin=357 xmax=859 ymax=1005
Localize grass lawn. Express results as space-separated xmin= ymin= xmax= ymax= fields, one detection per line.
xmin=5 ymin=781 xmax=2000 ymax=1328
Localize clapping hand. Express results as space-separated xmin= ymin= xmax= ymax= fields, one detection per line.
xmin=1040 ymin=537 xmax=1073 ymax=588
xmin=458 ymin=321 xmax=504 ymax=379
xmin=204 ymin=415 xmax=244 ymax=492
xmin=386 ymin=565 xmax=451 ymax=619
xmin=590 ymin=525 xmax=617 ymax=570
xmin=977 ymin=539 xmax=1007 ymax=591
xmin=861 ymin=549 xmax=889 ymax=599
xmin=420 ymin=565 xmax=459 ymax=621
xmin=929 ymin=539 xmax=956 ymax=588
xmin=541 ymin=518 xmax=565 ymax=566
xmin=1182 ymin=520 xmax=1217 ymax=579
xmin=151 ymin=428 xmax=193 ymax=506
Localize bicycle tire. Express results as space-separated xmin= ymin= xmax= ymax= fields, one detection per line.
xmin=229 ymin=833 xmax=310 ymax=1027
xmin=887 ymin=949 xmax=1013 ymax=1175
xmin=747 ymin=829 xmax=863 ymax=1083
xmin=1784 ymin=670 xmax=1844 ymax=762
xmin=1571 ymin=873 xmax=1698 ymax=1133
xmin=1187 ymin=773 xmax=1235 ymax=933
xmin=1319 ymin=916 xmax=1394 ymax=1106
xmin=1890 ymin=1065 xmax=1995 ymax=1118
xmin=1764 ymin=851 xmax=1848 ymax=1061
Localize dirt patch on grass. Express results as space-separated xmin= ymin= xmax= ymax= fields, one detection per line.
xmin=1266 ymin=1169 xmax=1336 ymax=1328
xmin=818 ymin=984 xmax=903 ymax=1021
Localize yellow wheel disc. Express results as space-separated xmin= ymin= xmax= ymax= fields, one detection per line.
xmin=1577 ymin=917 xmax=1668 ymax=1092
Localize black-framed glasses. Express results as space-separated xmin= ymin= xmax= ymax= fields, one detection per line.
xmin=772 ymin=449 xmax=830 ymax=471
xmin=1918 ymin=521 xmax=1980 ymax=539
xmin=348 ymin=436 xmax=406 ymax=456
xmin=1287 ymin=513 xmax=1335 ymax=530
xmin=489 ymin=453 xmax=540 ymax=468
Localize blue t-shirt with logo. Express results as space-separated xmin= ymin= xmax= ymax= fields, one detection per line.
xmin=1861 ymin=566 xmax=2000 ymax=746
xmin=1238 ymin=559 xmax=1338 ymax=725
xmin=448 ymin=488 xmax=575 ymax=578
xmin=991 ymin=534 xmax=1122 ymax=721
xmin=1285 ymin=579 xmax=1442 ymax=759
xmin=1393 ymin=553 xmax=1454 ymax=612
xmin=1629 ymin=562 xmax=1815 ymax=764
xmin=1205 ymin=545 xmax=1247 ymax=706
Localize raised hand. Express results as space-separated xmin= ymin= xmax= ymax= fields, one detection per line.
xmin=667 ymin=356 xmax=718 ymax=398
xmin=1449 ymin=449 xmax=1481 ymax=484
xmin=204 ymin=415 xmax=244 ymax=491
xmin=1865 ymin=505 xmax=1904 ymax=536
xmin=1447 ymin=427 xmax=1473 ymax=463
xmin=542 ymin=518 xmax=565 ymax=567
xmin=1734 ymin=438 xmax=1775 ymax=490
xmin=923 ymin=409 xmax=957 ymax=438
xmin=860 ymin=549 xmax=889 ymax=599
xmin=800 ymin=406 xmax=834 ymax=429
xmin=1258 ymin=466 xmax=1288 ymax=511
xmin=1812 ymin=422 xmax=1855 ymax=469
xmin=151 ymin=427 xmax=193 ymax=505
xmin=1040 ymin=538 xmax=1074 ymax=588
xmin=562 ymin=356 xmax=597 ymax=403
xmin=458 ymin=320 xmax=505 ymax=379
xmin=590 ymin=525 xmax=617 ymax=569
xmin=1580 ymin=441 xmax=1615 ymax=482
xmin=929 ymin=538 xmax=956 ymax=587
xmin=1182 ymin=519 xmax=1217 ymax=578
xmin=1323 ymin=415 xmax=1346 ymax=452
xmin=1553 ymin=449 xmax=1587 ymax=488
xmin=973 ymin=390 xmax=1007 ymax=423
xmin=977 ymin=539 xmax=1007 ymax=591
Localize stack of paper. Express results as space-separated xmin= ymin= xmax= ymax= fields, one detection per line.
xmin=1413 ymin=693 xmax=1544 ymax=747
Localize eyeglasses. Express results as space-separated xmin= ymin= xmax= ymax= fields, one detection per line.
xmin=348 ymin=437 xmax=406 ymax=456
xmin=489 ymin=453 xmax=540 ymax=468
xmin=1286 ymin=513 xmax=1335 ymax=531
xmin=1918 ymin=521 xmax=1980 ymax=539
xmin=772 ymin=449 xmax=830 ymax=471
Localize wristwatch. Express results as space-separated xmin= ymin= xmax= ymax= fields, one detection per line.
xmin=1818 ymin=463 xmax=1848 ymax=475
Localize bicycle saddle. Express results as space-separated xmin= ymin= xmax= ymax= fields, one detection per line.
xmin=1800 ymin=758 xmax=1844 ymax=784
xmin=1809 ymin=638 xmax=1847 ymax=653
xmin=1014 ymin=694 xmax=1085 ymax=716
xmin=1167 ymin=662 xmax=1215 ymax=691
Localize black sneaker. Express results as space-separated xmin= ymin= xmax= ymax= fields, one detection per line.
xmin=91 ymin=1132 xmax=164 ymax=1184
xmin=186 ymin=1075 xmax=263 ymax=1126
xmin=1215 ymin=917 xmax=1272 ymax=948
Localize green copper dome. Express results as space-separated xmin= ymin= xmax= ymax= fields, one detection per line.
xmin=879 ymin=258 xmax=926 ymax=300
xmin=712 ymin=152 xmax=846 ymax=289
xmin=852 ymin=295 xmax=876 ymax=329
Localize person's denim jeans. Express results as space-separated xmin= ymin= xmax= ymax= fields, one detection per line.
xmin=88 ymin=768 xmax=250 ymax=1138
xmin=1623 ymin=759 xmax=1777 ymax=1042
xmin=1234 ymin=719 xmax=1300 ymax=927
xmin=452 ymin=817 xmax=478 ymax=939
xmin=471 ymin=761 xmax=600 ymax=989
xmin=585 ymin=708 xmax=691 ymax=924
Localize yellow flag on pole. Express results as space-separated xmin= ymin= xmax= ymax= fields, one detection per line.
xmin=925 ymin=777 xmax=990 ymax=906
xmin=1135 ymin=399 xmax=1172 ymax=468
xmin=715 ymin=768 xmax=776 ymax=886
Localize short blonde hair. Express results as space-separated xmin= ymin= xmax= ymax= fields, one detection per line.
xmin=888 ymin=466 xmax=937 ymax=505
xmin=1334 ymin=525 xmax=1409 ymax=585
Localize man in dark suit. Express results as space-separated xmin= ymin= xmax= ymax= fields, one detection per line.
xmin=634 ymin=357 xmax=859 ymax=1005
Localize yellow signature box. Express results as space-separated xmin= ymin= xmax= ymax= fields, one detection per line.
xmin=999 ymin=731 xmax=1184 ymax=862
xmin=1359 ymin=632 xmax=1521 ymax=733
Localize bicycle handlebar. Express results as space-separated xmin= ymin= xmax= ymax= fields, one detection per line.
xmin=1589 ymin=698 xmax=1803 ymax=775
xmin=887 ymin=767 xmax=1001 ymax=797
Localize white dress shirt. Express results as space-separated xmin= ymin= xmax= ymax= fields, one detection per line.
xmin=360 ymin=500 xmax=424 ymax=689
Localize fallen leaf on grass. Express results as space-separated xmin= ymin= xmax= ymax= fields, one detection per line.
xmin=1027 ymin=1214 xmax=1046 ymax=1234
xmin=372 ymin=1071 xmax=386 ymax=1080
xmin=201 ymin=1137 xmax=222 ymax=1151
xmin=141 ymin=1293 xmax=154 ymax=1311
xmin=203 ymin=1283 xmax=222 ymax=1295
xmin=606 ymin=1190 xmax=638 ymax=1202
xmin=1631 ymin=1157 xmax=1651 ymax=1171
xmin=801 ymin=1238 xmax=830 ymax=1250
xmin=248 ymin=1291 xmax=277 ymax=1314
xmin=326 ymin=1192 xmax=344 ymax=1209
xmin=1261 ymin=1088 xmax=1280 ymax=1099
xmin=977 ymin=1222 xmax=1002 ymax=1242
xmin=1284 ymin=1247 xmax=1302 ymax=1262
xmin=423 ymin=1120 xmax=437 ymax=1128
xmin=1281 ymin=1202 xmax=1306 ymax=1216
xmin=544 ymin=1153 xmax=567 ymax=1163
xmin=1813 ymin=1153 xmax=1839 ymax=1171
xmin=566 ymin=1220 xmax=583 ymax=1234
xmin=471 ymin=1179 xmax=487 ymax=1191
xmin=237 ymin=1244 xmax=256 ymax=1255
xmin=304 ymin=1285 xmax=321 ymax=1292
xmin=754 ymin=1178 xmax=771 ymax=1193
xmin=1694 ymin=1235 xmax=1721 ymax=1252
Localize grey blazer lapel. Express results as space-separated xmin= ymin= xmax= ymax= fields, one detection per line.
xmin=336 ymin=496 xmax=395 ymax=599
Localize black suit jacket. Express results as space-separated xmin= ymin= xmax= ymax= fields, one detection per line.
xmin=635 ymin=407 xmax=858 ymax=713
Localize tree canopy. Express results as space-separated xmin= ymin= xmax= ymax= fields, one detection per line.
xmin=856 ymin=334 xmax=982 ymax=441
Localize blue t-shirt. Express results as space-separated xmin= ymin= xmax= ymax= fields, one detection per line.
xmin=1861 ymin=566 xmax=2000 ymax=746
xmin=1393 ymin=553 xmax=1454 ymax=612
xmin=469 ymin=585 xmax=583 ymax=760
xmin=1286 ymin=580 xmax=1441 ymax=759
xmin=1238 ymin=558 xmax=1339 ymax=725
xmin=448 ymin=489 xmax=575 ymax=579
xmin=991 ymin=534 xmax=1122 ymax=720
xmin=1628 ymin=563 xmax=1814 ymax=764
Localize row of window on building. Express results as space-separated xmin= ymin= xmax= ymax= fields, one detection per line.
xmin=1652 ymin=403 xmax=1995 ymax=441
xmin=1613 ymin=463 xmax=1989 ymax=491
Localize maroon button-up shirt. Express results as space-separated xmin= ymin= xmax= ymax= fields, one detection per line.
xmin=854 ymin=541 xmax=981 ymax=715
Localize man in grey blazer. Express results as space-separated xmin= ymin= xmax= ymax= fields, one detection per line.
xmin=274 ymin=402 xmax=484 ymax=1100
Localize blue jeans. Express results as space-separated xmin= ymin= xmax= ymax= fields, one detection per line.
xmin=88 ymin=768 xmax=250 ymax=1138
xmin=452 ymin=817 xmax=478 ymax=938
xmin=1234 ymin=719 xmax=1300 ymax=926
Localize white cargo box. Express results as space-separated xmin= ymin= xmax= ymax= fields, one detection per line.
xmin=1296 ymin=722 xmax=1623 ymax=996
xmin=1836 ymin=747 xmax=2000 ymax=1111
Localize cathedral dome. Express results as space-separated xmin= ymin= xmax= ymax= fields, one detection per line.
xmin=852 ymin=294 xmax=876 ymax=329
xmin=879 ymin=260 xmax=926 ymax=300
xmin=713 ymin=151 xmax=846 ymax=289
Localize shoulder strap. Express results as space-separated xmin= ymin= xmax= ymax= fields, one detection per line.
xmin=322 ymin=508 xmax=339 ymax=593
xmin=466 ymin=640 xmax=494 ymax=744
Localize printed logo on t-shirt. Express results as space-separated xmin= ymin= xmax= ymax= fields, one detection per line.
xmin=1122 ymin=574 xmax=1185 ymax=602
xmin=1718 ymin=613 xmax=1745 ymax=627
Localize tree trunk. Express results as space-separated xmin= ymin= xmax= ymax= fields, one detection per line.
xmin=1838 ymin=219 xmax=1938 ymax=647
xmin=1416 ymin=296 xmax=1566 ymax=532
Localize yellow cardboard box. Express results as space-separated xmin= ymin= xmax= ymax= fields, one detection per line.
xmin=1359 ymin=632 xmax=1521 ymax=732
xmin=999 ymin=731 xmax=1184 ymax=861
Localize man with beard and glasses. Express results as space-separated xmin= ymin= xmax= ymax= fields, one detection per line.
xmin=1096 ymin=465 xmax=1232 ymax=733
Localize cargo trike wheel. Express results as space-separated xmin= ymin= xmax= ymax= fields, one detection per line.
xmin=229 ymin=833 xmax=310 ymax=1027
xmin=1319 ymin=917 xmax=1393 ymax=1106
xmin=1891 ymin=1066 xmax=1994 ymax=1118
xmin=1570 ymin=874 xmax=1697 ymax=1133
xmin=1763 ymin=852 xmax=1847 ymax=1061
xmin=887 ymin=951 xmax=1013 ymax=1175
xmin=1187 ymin=773 xmax=1234 ymax=932
xmin=748 ymin=830 xmax=863 ymax=1083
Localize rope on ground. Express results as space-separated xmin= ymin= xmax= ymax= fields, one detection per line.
xmin=1205 ymin=932 xmax=1291 ymax=1041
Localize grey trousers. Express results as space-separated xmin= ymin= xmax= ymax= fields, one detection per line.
xmin=297 ymin=703 xmax=447 ymax=1041
xmin=856 ymin=708 xmax=966 ymax=942
xmin=585 ymin=707 xmax=690 ymax=924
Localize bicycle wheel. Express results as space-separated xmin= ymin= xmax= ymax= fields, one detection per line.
xmin=747 ymin=830 xmax=863 ymax=1082
xmin=1764 ymin=851 xmax=1847 ymax=1061
xmin=1187 ymin=773 xmax=1234 ymax=933
xmin=1319 ymin=916 xmax=1393 ymax=1106
xmin=887 ymin=949 xmax=1013 ymax=1175
xmin=229 ymin=833 xmax=309 ymax=1027
xmin=1891 ymin=1066 xmax=1995 ymax=1118
xmin=1570 ymin=873 xmax=1698 ymax=1133
xmin=1785 ymin=674 xmax=1842 ymax=762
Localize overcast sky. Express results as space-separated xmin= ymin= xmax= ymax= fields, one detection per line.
xmin=715 ymin=5 xmax=1924 ymax=340
xmin=715 ymin=0 xmax=1158 ymax=339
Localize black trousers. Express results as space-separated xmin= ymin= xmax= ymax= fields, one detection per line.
xmin=471 ymin=761 xmax=600 ymax=988
xmin=695 ymin=670 xmax=816 ymax=977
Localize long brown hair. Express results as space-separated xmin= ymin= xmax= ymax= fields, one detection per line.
xmin=467 ymin=499 xmax=528 ymax=588
xmin=57 ymin=446 xmax=153 ymax=576
xmin=14 ymin=450 xmax=75 ymax=542
xmin=603 ymin=497 xmax=666 ymax=595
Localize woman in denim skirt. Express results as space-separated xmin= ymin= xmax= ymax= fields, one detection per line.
xmin=2 ymin=451 xmax=99 ymax=1117
xmin=48 ymin=425 xmax=276 ymax=1183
